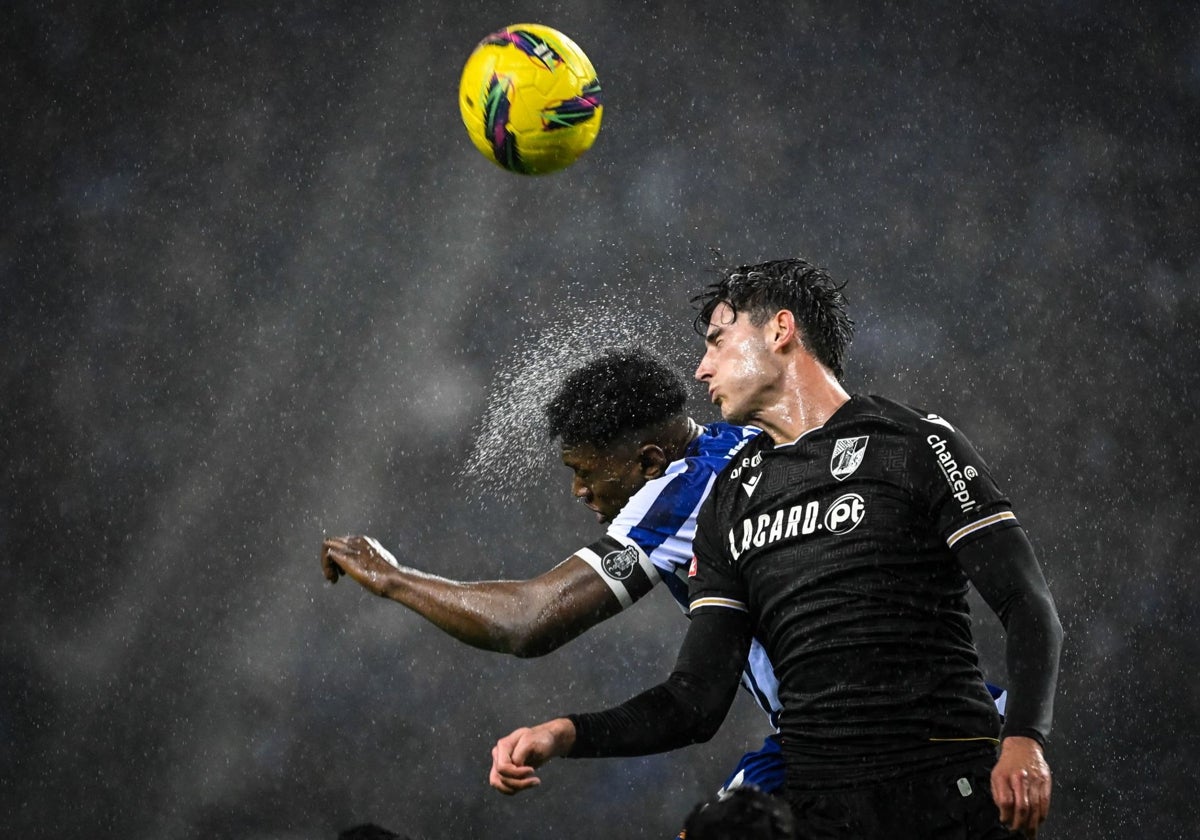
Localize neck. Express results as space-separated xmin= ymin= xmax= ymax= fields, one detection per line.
xmin=752 ymin=361 xmax=851 ymax=445
xmin=657 ymin=415 xmax=703 ymax=462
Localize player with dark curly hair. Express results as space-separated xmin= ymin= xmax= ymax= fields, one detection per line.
xmin=491 ymin=258 xmax=1062 ymax=840
xmin=321 ymin=347 xmax=778 ymax=833
xmin=545 ymin=346 xmax=689 ymax=447
xmin=322 ymin=347 xmax=756 ymax=654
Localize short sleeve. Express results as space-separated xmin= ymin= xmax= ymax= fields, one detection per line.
xmin=686 ymin=488 xmax=749 ymax=615
xmin=913 ymin=412 xmax=1020 ymax=550
xmin=607 ymin=462 xmax=716 ymax=578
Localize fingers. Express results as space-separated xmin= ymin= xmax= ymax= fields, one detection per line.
xmin=363 ymin=535 xmax=402 ymax=569
xmin=992 ymin=767 xmax=1051 ymax=833
xmin=992 ymin=736 xmax=1051 ymax=834
xmin=998 ymin=771 xmax=1032 ymax=830
xmin=321 ymin=535 xmax=381 ymax=583
xmin=1030 ymin=770 xmax=1051 ymax=831
xmin=489 ymin=766 xmax=540 ymax=794
xmin=489 ymin=735 xmax=542 ymax=796
xmin=320 ymin=537 xmax=346 ymax=582
xmin=1008 ymin=770 xmax=1032 ymax=831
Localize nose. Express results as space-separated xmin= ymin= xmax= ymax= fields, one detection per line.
xmin=572 ymin=476 xmax=592 ymax=501
xmin=695 ymin=353 xmax=712 ymax=382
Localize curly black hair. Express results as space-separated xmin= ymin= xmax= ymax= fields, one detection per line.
xmin=692 ymin=257 xmax=855 ymax=380
xmin=544 ymin=347 xmax=687 ymax=447
xmin=682 ymin=786 xmax=796 ymax=839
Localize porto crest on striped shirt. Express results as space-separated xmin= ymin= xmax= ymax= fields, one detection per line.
xmin=601 ymin=546 xmax=639 ymax=580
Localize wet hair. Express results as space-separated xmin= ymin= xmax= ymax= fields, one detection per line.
xmin=544 ymin=347 xmax=687 ymax=447
xmin=682 ymin=786 xmax=796 ymax=839
xmin=692 ymin=257 xmax=855 ymax=380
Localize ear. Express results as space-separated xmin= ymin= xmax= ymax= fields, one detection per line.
xmin=768 ymin=309 xmax=799 ymax=350
xmin=637 ymin=444 xmax=669 ymax=480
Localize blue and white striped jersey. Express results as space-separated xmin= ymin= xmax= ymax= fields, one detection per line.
xmin=574 ymin=422 xmax=782 ymax=727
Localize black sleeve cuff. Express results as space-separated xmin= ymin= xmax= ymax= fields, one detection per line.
xmin=1000 ymin=726 xmax=1047 ymax=748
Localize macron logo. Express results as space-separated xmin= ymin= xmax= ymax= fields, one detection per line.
xmin=923 ymin=413 xmax=956 ymax=432
xmin=741 ymin=474 xmax=761 ymax=498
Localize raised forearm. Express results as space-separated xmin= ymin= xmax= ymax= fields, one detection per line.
xmin=380 ymin=568 xmax=555 ymax=655
xmin=568 ymin=608 xmax=751 ymax=757
xmin=323 ymin=537 xmax=621 ymax=656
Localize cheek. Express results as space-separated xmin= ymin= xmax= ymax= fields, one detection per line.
xmin=727 ymin=343 xmax=767 ymax=385
xmin=600 ymin=472 xmax=640 ymax=506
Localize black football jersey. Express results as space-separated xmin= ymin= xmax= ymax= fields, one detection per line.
xmin=690 ymin=395 xmax=1020 ymax=779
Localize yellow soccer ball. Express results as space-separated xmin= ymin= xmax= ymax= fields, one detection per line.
xmin=458 ymin=24 xmax=603 ymax=175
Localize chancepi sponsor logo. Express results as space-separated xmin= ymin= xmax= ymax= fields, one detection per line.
xmin=726 ymin=493 xmax=866 ymax=561
xmin=601 ymin=546 xmax=639 ymax=580
xmin=728 ymin=451 xmax=763 ymax=482
xmin=926 ymin=435 xmax=979 ymax=513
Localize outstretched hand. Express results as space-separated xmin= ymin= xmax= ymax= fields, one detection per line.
xmin=489 ymin=719 xmax=577 ymax=796
xmin=321 ymin=535 xmax=402 ymax=596
xmin=992 ymin=735 xmax=1052 ymax=836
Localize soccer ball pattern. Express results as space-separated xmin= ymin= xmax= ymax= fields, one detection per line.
xmin=458 ymin=24 xmax=603 ymax=175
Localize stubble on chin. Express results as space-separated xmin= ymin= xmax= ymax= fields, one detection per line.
xmin=717 ymin=399 xmax=751 ymax=426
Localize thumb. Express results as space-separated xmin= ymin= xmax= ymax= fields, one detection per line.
xmin=511 ymin=732 xmax=537 ymax=767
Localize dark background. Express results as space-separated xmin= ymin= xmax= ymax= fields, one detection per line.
xmin=4 ymin=1 xmax=1198 ymax=837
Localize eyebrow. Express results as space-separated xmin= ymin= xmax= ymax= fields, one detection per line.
xmin=705 ymin=326 xmax=724 ymax=345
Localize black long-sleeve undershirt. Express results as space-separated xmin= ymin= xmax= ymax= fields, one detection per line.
xmin=956 ymin=525 xmax=1063 ymax=744
xmin=567 ymin=607 xmax=752 ymax=757
xmin=568 ymin=525 xmax=1061 ymax=759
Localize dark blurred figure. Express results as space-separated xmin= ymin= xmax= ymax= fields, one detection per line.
xmin=683 ymin=786 xmax=795 ymax=840
xmin=338 ymin=823 xmax=416 ymax=840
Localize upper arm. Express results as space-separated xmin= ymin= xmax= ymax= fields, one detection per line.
xmin=955 ymin=526 xmax=1058 ymax=629
xmin=510 ymin=555 xmax=625 ymax=657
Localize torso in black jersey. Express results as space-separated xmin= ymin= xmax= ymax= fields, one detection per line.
xmin=690 ymin=394 xmax=1020 ymax=785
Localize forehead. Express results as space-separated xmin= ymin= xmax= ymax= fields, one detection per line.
xmin=705 ymin=301 xmax=743 ymax=335
xmin=560 ymin=441 xmax=633 ymax=471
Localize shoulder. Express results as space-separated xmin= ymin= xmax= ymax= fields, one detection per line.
xmin=626 ymin=424 xmax=764 ymax=522
xmin=615 ymin=432 xmax=736 ymax=535
xmin=832 ymin=394 xmax=970 ymax=443
xmin=696 ymin=429 xmax=773 ymax=516
xmin=694 ymin=422 xmax=762 ymax=461
xmin=672 ymin=423 xmax=762 ymax=484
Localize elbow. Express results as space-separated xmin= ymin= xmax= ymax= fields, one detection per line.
xmin=1048 ymin=605 xmax=1064 ymax=653
xmin=507 ymin=602 xmax=584 ymax=657
xmin=675 ymin=686 xmax=736 ymax=745
xmin=509 ymin=637 xmax=556 ymax=658
xmin=506 ymin=625 xmax=565 ymax=658
xmin=472 ymin=601 xmax=564 ymax=657
xmin=689 ymin=713 xmax=726 ymax=745
xmin=1037 ymin=591 xmax=1065 ymax=653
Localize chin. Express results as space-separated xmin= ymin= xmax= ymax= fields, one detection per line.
xmin=720 ymin=404 xmax=750 ymax=425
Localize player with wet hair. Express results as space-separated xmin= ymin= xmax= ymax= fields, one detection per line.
xmin=490 ymin=258 xmax=1062 ymax=840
